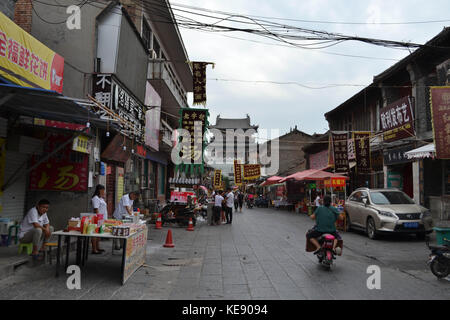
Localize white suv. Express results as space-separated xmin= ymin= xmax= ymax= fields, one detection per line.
xmin=344 ymin=188 xmax=433 ymax=239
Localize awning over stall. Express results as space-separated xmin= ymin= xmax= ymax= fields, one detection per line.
xmin=405 ymin=143 xmax=435 ymax=159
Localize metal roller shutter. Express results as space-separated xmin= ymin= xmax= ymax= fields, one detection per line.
xmin=1 ymin=151 xmax=27 ymax=223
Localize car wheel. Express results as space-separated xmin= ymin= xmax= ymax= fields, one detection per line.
xmin=366 ymin=217 xmax=378 ymax=240
xmin=345 ymin=213 xmax=352 ymax=231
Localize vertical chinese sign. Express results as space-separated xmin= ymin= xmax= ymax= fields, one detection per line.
xmin=178 ymin=108 xmax=209 ymax=175
xmin=353 ymin=132 xmax=371 ymax=174
xmin=430 ymin=86 xmax=450 ymax=159
xmin=243 ymin=164 xmax=261 ymax=180
xmin=213 ymin=170 xmax=222 ymax=189
xmin=234 ymin=160 xmax=242 ymax=185
xmin=331 ymin=132 xmax=349 ymax=174
xmin=192 ymin=62 xmax=214 ymax=106
xmin=29 ymin=133 xmax=88 ymax=191
xmin=380 ymin=96 xmax=415 ymax=142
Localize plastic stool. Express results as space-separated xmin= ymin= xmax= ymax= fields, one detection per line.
xmin=18 ymin=243 xmax=33 ymax=255
xmin=8 ymin=224 xmax=19 ymax=246
xmin=44 ymin=242 xmax=58 ymax=264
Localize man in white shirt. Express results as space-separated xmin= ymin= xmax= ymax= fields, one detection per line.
xmin=113 ymin=191 xmax=139 ymax=220
xmin=225 ymin=188 xmax=234 ymax=224
xmin=19 ymin=199 xmax=54 ymax=259
xmin=315 ymin=195 xmax=321 ymax=208
xmin=113 ymin=191 xmax=139 ymax=249
xmin=213 ymin=191 xmax=224 ymax=225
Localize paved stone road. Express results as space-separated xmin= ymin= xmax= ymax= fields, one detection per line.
xmin=0 ymin=207 xmax=449 ymax=300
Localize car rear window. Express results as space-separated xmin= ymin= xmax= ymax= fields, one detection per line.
xmin=370 ymin=191 xmax=415 ymax=205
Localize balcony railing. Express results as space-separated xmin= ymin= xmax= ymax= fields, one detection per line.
xmin=148 ymin=59 xmax=188 ymax=109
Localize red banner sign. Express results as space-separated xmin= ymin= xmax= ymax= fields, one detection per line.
xmin=430 ymin=86 xmax=450 ymax=159
xmin=170 ymin=191 xmax=196 ymax=203
xmin=324 ymin=178 xmax=346 ymax=188
xmin=380 ymin=96 xmax=415 ymax=142
xmin=29 ymin=133 xmax=88 ymax=191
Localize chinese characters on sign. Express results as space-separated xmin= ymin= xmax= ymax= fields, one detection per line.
xmin=72 ymin=135 xmax=91 ymax=154
xmin=123 ymin=227 xmax=147 ymax=284
xmin=92 ymin=74 xmax=146 ymax=142
xmin=0 ymin=11 xmax=64 ymax=93
xmin=180 ymin=108 xmax=208 ymax=164
xmin=383 ymin=145 xmax=413 ymax=166
xmin=234 ymin=160 xmax=243 ymax=185
xmin=380 ymin=96 xmax=415 ymax=142
xmin=192 ymin=62 xmax=214 ymax=106
xmin=213 ymin=170 xmax=222 ymax=188
xmin=324 ymin=178 xmax=346 ymax=188
xmin=353 ymin=132 xmax=371 ymax=174
xmin=430 ymin=86 xmax=450 ymax=159
xmin=29 ymin=133 xmax=88 ymax=191
xmin=243 ymin=164 xmax=261 ymax=180
xmin=331 ymin=132 xmax=349 ymax=174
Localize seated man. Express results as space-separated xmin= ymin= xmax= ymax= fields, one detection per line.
xmin=307 ymin=195 xmax=343 ymax=254
xmin=18 ymin=199 xmax=54 ymax=260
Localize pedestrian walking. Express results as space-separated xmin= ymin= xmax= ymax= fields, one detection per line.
xmin=234 ymin=190 xmax=239 ymax=211
xmin=238 ymin=191 xmax=244 ymax=212
xmin=91 ymin=184 xmax=107 ymax=254
xmin=225 ymin=188 xmax=234 ymax=224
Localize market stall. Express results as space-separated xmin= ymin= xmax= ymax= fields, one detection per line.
xmin=54 ymin=214 xmax=147 ymax=285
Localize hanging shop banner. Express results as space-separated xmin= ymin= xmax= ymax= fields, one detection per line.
xmin=234 ymin=160 xmax=243 ymax=185
xmin=33 ymin=118 xmax=86 ymax=131
xmin=170 ymin=191 xmax=195 ymax=203
xmin=383 ymin=145 xmax=414 ymax=166
xmin=213 ymin=170 xmax=222 ymax=188
xmin=72 ymin=135 xmax=91 ymax=154
xmin=243 ymin=164 xmax=261 ymax=180
xmin=0 ymin=138 xmax=5 ymax=212
xmin=192 ymin=62 xmax=214 ymax=106
xmin=324 ymin=178 xmax=346 ymax=188
xmin=347 ymin=138 xmax=356 ymax=160
xmin=430 ymin=86 xmax=450 ymax=159
xmin=29 ymin=133 xmax=88 ymax=191
xmin=353 ymin=131 xmax=371 ymax=174
xmin=92 ymin=74 xmax=146 ymax=141
xmin=331 ymin=132 xmax=349 ymax=173
xmin=380 ymin=96 xmax=415 ymax=142
xmin=0 ymin=11 xmax=64 ymax=93
xmin=178 ymin=108 xmax=209 ymax=174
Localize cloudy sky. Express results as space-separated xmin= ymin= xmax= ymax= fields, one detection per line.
xmin=176 ymin=0 xmax=450 ymax=139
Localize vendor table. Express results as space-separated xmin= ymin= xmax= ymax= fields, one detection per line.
xmin=53 ymin=226 xmax=147 ymax=285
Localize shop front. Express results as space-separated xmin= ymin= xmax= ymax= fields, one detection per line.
xmin=383 ymin=144 xmax=415 ymax=198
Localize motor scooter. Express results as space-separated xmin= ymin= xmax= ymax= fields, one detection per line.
xmin=426 ymin=235 xmax=450 ymax=279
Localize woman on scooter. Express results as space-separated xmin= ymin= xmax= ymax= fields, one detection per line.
xmin=307 ymin=195 xmax=344 ymax=254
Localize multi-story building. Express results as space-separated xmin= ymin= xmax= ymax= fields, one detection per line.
xmin=0 ymin=0 xmax=192 ymax=229
xmin=323 ymin=28 xmax=450 ymax=222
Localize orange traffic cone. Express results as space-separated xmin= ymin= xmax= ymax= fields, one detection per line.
xmin=155 ymin=213 xmax=162 ymax=229
xmin=186 ymin=218 xmax=194 ymax=231
xmin=163 ymin=229 xmax=175 ymax=248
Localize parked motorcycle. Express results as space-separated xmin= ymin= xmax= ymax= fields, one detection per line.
xmin=246 ymin=198 xmax=254 ymax=209
xmin=255 ymin=195 xmax=269 ymax=208
xmin=159 ymin=201 xmax=196 ymax=227
xmin=426 ymin=235 xmax=450 ymax=279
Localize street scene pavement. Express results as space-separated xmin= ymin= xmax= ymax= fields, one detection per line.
xmin=0 ymin=207 xmax=448 ymax=300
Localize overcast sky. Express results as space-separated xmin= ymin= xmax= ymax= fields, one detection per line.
xmin=177 ymin=0 xmax=450 ymax=139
